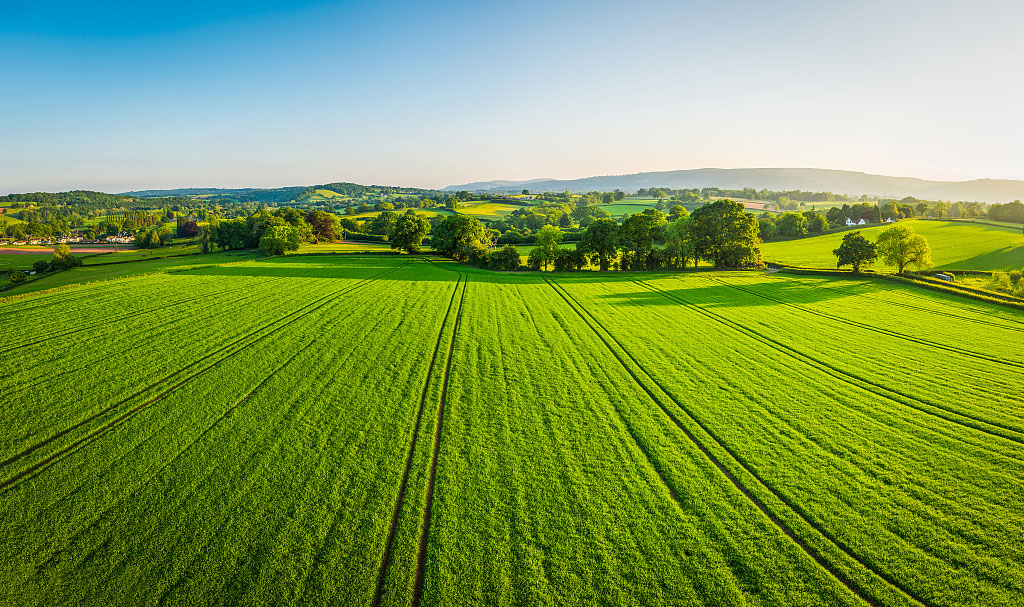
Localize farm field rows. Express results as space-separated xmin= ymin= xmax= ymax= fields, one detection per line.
xmin=2 ymin=256 xmax=1022 ymax=606
xmin=762 ymin=220 xmax=1024 ymax=270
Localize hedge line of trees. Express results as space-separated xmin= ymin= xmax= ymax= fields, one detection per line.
xmin=432 ymin=200 xmax=762 ymax=272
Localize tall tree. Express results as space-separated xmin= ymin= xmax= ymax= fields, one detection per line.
xmin=432 ymin=215 xmax=488 ymax=261
xmin=875 ymin=224 xmax=932 ymax=273
xmin=688 ymin=200 xmax=762 ymax=268
xmin=664 ymin=217 xmax=695 ymax=269
xmin=533 ymin=225 xmax=563 ymax=271
xmin=390 ymin=212 xmax=429 ymax=254
xmin=579 ymin=218 xmax=619 ymax=271
xmin=833 ymin=231 xmax=877 ymax=273
xmin=619 ymin=209 xmax=666 ymax=270
xmin=307 ymin=210 xmax=341 ymax=242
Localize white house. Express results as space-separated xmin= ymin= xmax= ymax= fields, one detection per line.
xmin=857 ymin=218 xmax=867 ymax=225
xmin=845 ymin=218 xmax=856 ymax=226
xmin=884 ymin=217 xmax=895 ymax=223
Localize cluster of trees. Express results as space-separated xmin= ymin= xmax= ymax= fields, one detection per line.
xmin=759 ymin=211 xmax=830 ymax=240
xmin=989 ymin=200 xmax=1024 ymax=224
xmin=135 ymin=226 xmax=175 ymax=248
xmin=432 ymin=200 xmax=761 ymax=272
xmin=833 ymin=225 xmax=933 ymax=274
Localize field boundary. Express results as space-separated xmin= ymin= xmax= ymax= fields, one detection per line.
xmin=545 ymin=276 xmax=929 ymax=607
xmin=371 ymin=273 xmax=463 ymax=607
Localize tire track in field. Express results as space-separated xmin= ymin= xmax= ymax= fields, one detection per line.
xmin=0 ymin=276 xmax=283 ymax=355
xmin=822 ymin=282 xmax=1024 ymax=332
xmin=544 ymin=277 xmax=926 ymax=607
xmin=0 ymin=262 xmax=412 ymax=488
xmin=371 ymin=274 xmax=462 ymax=607
xmin=635 ymin=280 xmax=1024 ymax=450
xmin=38 ymin=333 xmax=324 ymax=570
xmin=705 ymin=276 xmax=1024 ymax=368
xmin=411 ymin=276 xmax=468 ymax=607
xmin=0 ymin=276 xmax=178 ymax=317
xmin=0 ymin=281 xmax=283 ymax=402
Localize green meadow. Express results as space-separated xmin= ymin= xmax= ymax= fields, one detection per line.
xmin=2 ymin=254 xmax=1023 ymax=606
xmin=762 ymin=220 xmax=1024 ymax=270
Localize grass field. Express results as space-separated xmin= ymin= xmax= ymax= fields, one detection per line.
xmin=292 ymin=241 xmax=395 ymax=254
xmin=2 ymin=255 xmax=1022 ymax=606
xmin=1 ymin=250 xmax=261 ymax=296
xmin=456 ymin=202 xmax=521 ymax=220
xmin=348 ymin=209 xmax=454 ymax=221
xmin=763 ymin=220 xmax=1024 ymax=271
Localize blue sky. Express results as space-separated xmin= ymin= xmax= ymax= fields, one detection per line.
xmin=1 ymin=0 xmax=1022 ymax=193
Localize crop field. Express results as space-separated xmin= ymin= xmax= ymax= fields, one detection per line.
xmin=2 ymin=256 xmax=1023 ymax=606
xmin=763 ymin=220 xmax=1024 ymax=270
xmin=457 ymin=202 xmax=521 ymax=220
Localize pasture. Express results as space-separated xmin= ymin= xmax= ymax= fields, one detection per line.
xmin=763 ymin=220 xmax=1024 ymax=270
xmin=2 ymin=254 xmax=1023 ymax=606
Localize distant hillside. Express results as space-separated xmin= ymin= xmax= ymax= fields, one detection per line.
xmin=444 ymin=168 xmax=1024 ymax=203
xmin=123 ymin=182 xmax=440 ymax=204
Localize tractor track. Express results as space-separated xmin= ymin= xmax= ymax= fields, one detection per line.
xmin=411 ymin=276 xmax=468 ymax=607
xmin=544 ymin=276 xmax=929 ymax=607
xmin=0 ymin=262 xmax=411 ymax=488
xmin=0 ymin=276 xmax=284 ymax=355
xmin=0 ymin=282 xmax=287 ymax=401
xmin=635 ymin=279 xmax=1024 ymax=451
xmin=811 ymin=281 xmax=1024 ymax=332
xmin=705 ymin=276 xmax=1024 ymax=368
xmin=371 ymin=273 xmax=463 ymax=607
xmin=37 ymin=333 xmax=324 ymax=570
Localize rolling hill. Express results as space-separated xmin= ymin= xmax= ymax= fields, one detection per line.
xmin=761 ymin=220 xmax=1024 ymax=271
xmin=444 ymin=168 xmax=1024 ymax=203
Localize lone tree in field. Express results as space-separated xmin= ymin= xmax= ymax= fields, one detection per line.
xmin=833 ymin=231 xmax=877 ymax=273
xmin=390 ymin=212 xmax=429 ymax=254
xmin=875 ymin=224 xmax=932 ymax=274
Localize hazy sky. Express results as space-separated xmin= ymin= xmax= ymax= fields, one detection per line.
xmin=2 ymin=0 xmax=1022 ymax=193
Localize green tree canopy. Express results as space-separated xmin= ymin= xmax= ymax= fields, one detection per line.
xmin=775 ymin=212 xmax=807 ymax=237
xmin=688 ymin=200 xmax=762 ymax=268
xmin=432 ymin=215 xmax=488 ymax=262
xmin=579 ymin=218 xmax=619 ymax=271
xmin=390 ymin=212 xmax=430 ymax=254
xmin=259 ymin=225 xmax=300 ymax=256
xmin=876 ymin=224 xmax=932 ymax=274
xmin=533 ymin=225 xmax=563 ymax=271
xmin=833 ymin=231 xmax=877 ymax=273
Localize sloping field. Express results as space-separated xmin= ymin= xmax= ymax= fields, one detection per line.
xmin=2 ymin=257 xmax=1022 ymax=606
xmin=762 ymin=220 xmax=1024 ymax=270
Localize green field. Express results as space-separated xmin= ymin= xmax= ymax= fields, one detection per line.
xmin=292 ymin=241 xmax=395 ymax=254
xmin=1 ymin=250 xmax=261 ymax=296
xmin=2 ymin=255 xmax=1023 ymax=606
xmin=763 ymin=220 xmax=1024 ymax=270
xmin=456 ymin=202 xmax=521 ymax=220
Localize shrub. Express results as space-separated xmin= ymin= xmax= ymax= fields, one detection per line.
xmin=32 ymin=260 xmax=49 ymax=273
xmin=10 ymin=271 xmax=26 ymax=284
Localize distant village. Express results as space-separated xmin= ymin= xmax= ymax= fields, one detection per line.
xmin=1 ymin=231 xmax=135 ymax=247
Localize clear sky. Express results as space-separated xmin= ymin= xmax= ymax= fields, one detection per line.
xmin=2 ymin=0 xmax=1022 ymax=193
